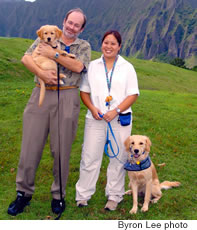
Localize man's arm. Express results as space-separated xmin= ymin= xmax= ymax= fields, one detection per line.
xmin=55 ymin=54 xmax=84 ymax=73
xmin=21 ymin=55 xmax=58 ymax=85
xmin=36 ymin=43 xmax=90 ymax=73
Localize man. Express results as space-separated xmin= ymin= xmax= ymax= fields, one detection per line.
xmin=7 ymin=8 xmax=91 ymax=216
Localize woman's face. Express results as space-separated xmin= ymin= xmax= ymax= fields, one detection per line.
xmin=101 ymin=34 xmax=121 ymax=60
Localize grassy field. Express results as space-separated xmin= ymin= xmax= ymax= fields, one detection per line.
xmin=0 ymin=37 xmax=197 ymax=220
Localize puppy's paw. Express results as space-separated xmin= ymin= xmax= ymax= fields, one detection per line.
xmin=151 ymin=198 xmax=159 ymax=204
xmin=59 ymin=74 xmax=67 ymax=79
xmin=141 ymin=205 xmax=148 ymax=212
xmin=125 ymin=190 xmax=132 ymax=195
xmin=61 ymin=51 xmax=76 ymax=59
xmin=129 ymin=207 xmax=137 ymax=214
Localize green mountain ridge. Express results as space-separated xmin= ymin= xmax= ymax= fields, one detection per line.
xmin=0 ymin=0 xmax=196 ymax=68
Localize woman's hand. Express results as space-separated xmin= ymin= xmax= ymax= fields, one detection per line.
xmin=90 ymin=107 xmax=103 ymax=120
xmin=103 ymin=109 xmax=118 ymax=123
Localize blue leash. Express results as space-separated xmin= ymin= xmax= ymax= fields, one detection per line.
xmin=99 ymin=114 xmax=124 ymax=164
xmin=105 ymin=121 xmax=119 ymax=158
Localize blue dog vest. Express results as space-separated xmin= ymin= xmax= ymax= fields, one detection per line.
xmin=124 ymin=156 xmax=151 ymax=171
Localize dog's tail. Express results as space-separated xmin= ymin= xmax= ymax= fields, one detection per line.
xmin=39 ymin=80 xmax=45 ymax=106
xmin=160 ymin=181 xmax=180 ymax=190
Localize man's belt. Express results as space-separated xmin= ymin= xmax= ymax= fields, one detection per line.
xmin=36 ymin=83 xmax=78 ymax=91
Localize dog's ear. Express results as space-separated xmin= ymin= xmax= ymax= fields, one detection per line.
xmin=55 ymin=26 xmax=62 ymax=39
xmin=124 ymin=136 xmax=132 ymax=152
xmin=36 ymin=26 xmax=43 ymax=39
xmin=145 ymin=136 xmax=152 ymax=152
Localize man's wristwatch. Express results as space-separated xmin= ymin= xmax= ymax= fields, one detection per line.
xmin=54 ymin=52 xmax=59 ymax=59
xmin=116 ymin=107 xmax=121 ymax=114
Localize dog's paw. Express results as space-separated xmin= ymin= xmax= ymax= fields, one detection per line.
xmin=141 ymin=205 xmax=148 ymax=212
xmin=62 ymin=51 xmax=76 ymax=59
xmin=59 ymin=74 xmax=67 ymax=79
xmin=125 ymin=190 xmax=132 ymax=195
xmin=151 ymin=198 xmax=159 ymax=204
xmin=129 ymin=207 xmax=137 ymax=214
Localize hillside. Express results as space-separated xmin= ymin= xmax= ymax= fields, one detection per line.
xmin=0 ymin=0 xmax=196 ymax=67
xmin=0 ymin=37 xmax=197 ymax=94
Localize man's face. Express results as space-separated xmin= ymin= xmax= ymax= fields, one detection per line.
xmin=63 ymin=11 xmax=84 ymax=39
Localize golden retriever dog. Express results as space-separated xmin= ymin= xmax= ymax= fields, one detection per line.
xmin=32 ymin=25 xmax=75 ymax=106
xmin=124 ymin=135 xmax=180 ymax=214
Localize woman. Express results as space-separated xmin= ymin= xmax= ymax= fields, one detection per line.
xmin=75 ymin=30 xmax=139 ymax=211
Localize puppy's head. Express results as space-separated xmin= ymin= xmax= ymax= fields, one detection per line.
xmin=124 ymin=135 xmax=151 ymax=162
xmin=36 ymin=25 xmax=62 ymax=44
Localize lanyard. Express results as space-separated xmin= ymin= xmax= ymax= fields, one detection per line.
xmin=102 ymin=56 xmax=118 ymax=109
xmin=103 ymin=55 xmax=118 ymax=93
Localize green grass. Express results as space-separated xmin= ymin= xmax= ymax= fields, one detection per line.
xmin=0 ymin=38 xmax=197 ymax=220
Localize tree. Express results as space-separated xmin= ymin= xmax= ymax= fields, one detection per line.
xmin=191 ymin=66 xmax=197 ymax=72
xmin=170 ymin=58 xmax=186 ymax=68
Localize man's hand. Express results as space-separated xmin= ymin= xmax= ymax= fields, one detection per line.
xmin=37 ymin=43 xmax=55 ymax=59
xmin=39 ymin=69 xmax=58 ymax=85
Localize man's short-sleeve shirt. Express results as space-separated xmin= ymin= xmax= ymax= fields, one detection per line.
xmin=25 ymin=37 xmax=91 ymax=87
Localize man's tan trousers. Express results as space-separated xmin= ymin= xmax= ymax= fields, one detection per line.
xmin=16 ymin=87 xmax=80 ymax=199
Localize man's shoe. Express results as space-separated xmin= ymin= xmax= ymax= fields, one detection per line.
xmin=51 ymin=199 xmax=65 ymax=214
xmin=7 ymin=191 xmax=32 ymax=216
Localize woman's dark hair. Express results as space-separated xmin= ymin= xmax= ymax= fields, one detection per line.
xmin=101 ymin=30 xmax=122 ymax=46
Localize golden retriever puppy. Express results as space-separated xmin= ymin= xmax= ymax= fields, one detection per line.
xmin=124 ymin=135 xmax=180 ymax=214
xmin=32 ymin=25 xmax=75 ymax=106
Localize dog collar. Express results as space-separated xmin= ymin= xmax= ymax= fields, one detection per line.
xmin=124 ymin=156 xmax=151 ymax=171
